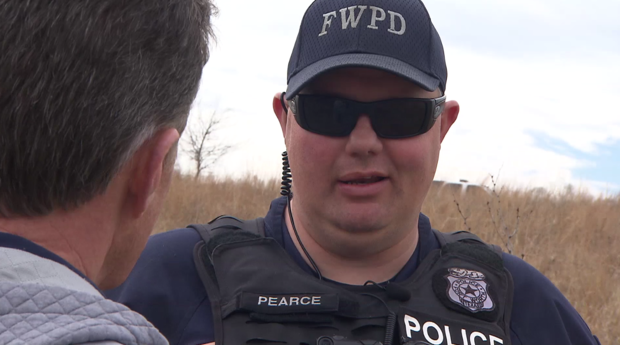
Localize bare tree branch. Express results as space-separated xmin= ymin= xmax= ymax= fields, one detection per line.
xmin=483 ymin=174 xmax=532 ymax=255
xmin=183 ymin=110 xmax=232 ymax=179
xmin=453 ymin=197 xmax=472 ymax=232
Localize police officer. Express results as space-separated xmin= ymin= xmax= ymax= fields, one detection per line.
xmin=108 ymin=0 xmax=601 ymax=344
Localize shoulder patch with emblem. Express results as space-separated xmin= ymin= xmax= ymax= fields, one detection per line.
xmin=445 ymin=268 xmax=494 ymax=312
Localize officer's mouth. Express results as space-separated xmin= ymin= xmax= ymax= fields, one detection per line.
xmin=340 ymin=176 xmax=387 ymax=185
xmin=337 ymin=172 xmax=389 ymax=186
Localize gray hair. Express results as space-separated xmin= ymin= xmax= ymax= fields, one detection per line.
xmin=0 ymin=0 xmax=216 ymax=217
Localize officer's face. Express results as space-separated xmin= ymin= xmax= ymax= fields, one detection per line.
xmin=275 ymin=67 xmax=458 ymax=257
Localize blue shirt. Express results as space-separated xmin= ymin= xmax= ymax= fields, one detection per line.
xmin=107 ymin=197 xmax=600 ymax=345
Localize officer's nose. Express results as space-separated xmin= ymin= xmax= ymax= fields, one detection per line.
xmin=344 ymin=115 xmax=383 ymax=157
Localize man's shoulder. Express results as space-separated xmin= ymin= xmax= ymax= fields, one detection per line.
xmin=501 ymin=252 xmax=573 ymax=302
xmin=501 ymin=252 xmax=551 ymax=287
xmin=143 ymin=227 xmax=203 ymax=257
xmin=106 ymin=227 xmax=214 ymax=345
xmin=116 ymin=227 xmax=203 ymax=284
xmin=501 ymin=253 xmax=599 ymax=345
xmin=0 ymin=279 xmax=167 ymax=345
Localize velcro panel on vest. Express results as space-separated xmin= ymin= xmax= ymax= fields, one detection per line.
xmin=199 ymin=231 xmax=263 ymax=289
xmin=202 ymin=235 xmax=398 ymax=344
xmin=249 ymin=312 xmax=333 ymax=324
xmin=226 ymin=315 xmax=388 ymax=344
xmin=443 ymin=241 xmax=503 ymax=271
xmin=204 ymin=235 xmax=373 ymax=318
xmin=431 ymin=242 xmax=506 ymax=323
xmin=204 ymin=230 xmax=263 ymax=262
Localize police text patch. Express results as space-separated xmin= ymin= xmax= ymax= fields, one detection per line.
xmin=399 ymin=308 xmax=506 ymax=345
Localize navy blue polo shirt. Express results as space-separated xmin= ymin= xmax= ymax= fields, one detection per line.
xmin=0 ymin=232 xmax=100 ymax=291
xmin=106 ymin=197 xmax=600 ymax=345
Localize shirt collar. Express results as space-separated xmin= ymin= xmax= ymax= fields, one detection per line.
xmin=263 ymin=196 xmax=287 ymax=245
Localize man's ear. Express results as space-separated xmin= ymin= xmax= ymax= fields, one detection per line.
xmin=439 ymin=100 xmax=459 ymax=143
xmin=272 ymin=92 xmax=288 ymax=137
xmin=127 ymin=128 xmax=180 ymax=218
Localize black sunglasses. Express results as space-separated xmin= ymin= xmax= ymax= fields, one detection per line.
xmin=285 ymin=93 xmax=446 ymax=139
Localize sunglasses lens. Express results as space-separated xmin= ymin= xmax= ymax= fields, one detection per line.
xmin=296 ymin=95 xmax=433 ymax=138
xmin=371 ymin=100 xmax=428 ymax=138
xmin=300 ymin=96 xmax=357 ymax=136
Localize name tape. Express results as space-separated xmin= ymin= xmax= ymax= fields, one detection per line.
xmin=240 ymin=292 xmax=339 ymax=314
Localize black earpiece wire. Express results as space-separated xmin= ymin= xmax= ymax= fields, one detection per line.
xmin=280 ymin=151 xmax=292 ymax=197
xmin=280 ymin=149 xmax=323 ymax=281
xmin=361 ymin=289 xmax=396 ymax=345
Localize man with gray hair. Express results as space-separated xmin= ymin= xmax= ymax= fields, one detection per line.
xmin=0 ymin=0 xmax=215 ymax=344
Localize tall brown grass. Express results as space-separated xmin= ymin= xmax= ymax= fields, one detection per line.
xmin=155 ymin=172 xmax=620 ymax=344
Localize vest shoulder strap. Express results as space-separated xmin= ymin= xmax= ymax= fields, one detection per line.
xmin=432 ymin=229 xmax=503 ymax=254
xmin=188 ymin=215 xmax=265 ymax=244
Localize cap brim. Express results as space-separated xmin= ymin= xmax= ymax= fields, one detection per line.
xmin=286 ymin=53 xmax=440 ymax=99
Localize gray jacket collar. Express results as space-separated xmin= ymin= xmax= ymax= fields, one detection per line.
xmin=0 ymin=247 xmax=168 ymax=345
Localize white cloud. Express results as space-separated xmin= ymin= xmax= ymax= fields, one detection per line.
xmin=181 ymin=0 xmax=620 ymax=193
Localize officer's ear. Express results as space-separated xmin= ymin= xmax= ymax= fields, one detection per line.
xmin=439 ymin=100 xmax=459 ymax=143
xmin=272 ymin=92 xmax=288 ymax=138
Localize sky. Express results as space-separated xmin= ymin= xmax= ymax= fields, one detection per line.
xmin=178 ymin=0 xmax=620 ymax=196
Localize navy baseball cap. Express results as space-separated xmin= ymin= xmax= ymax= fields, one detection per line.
xmin=286 ymin=0 xmax=447 ymax=99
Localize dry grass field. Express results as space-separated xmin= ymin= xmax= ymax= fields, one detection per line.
xmin=155 ymin=172 xmax=620 ymax=344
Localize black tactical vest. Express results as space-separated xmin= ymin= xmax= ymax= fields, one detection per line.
xmin=190 ymin=216 xmax=514 ymax=345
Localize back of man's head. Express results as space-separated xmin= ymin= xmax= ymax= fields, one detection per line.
xmin=0 ymin=0 xmax=215 ymax=217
